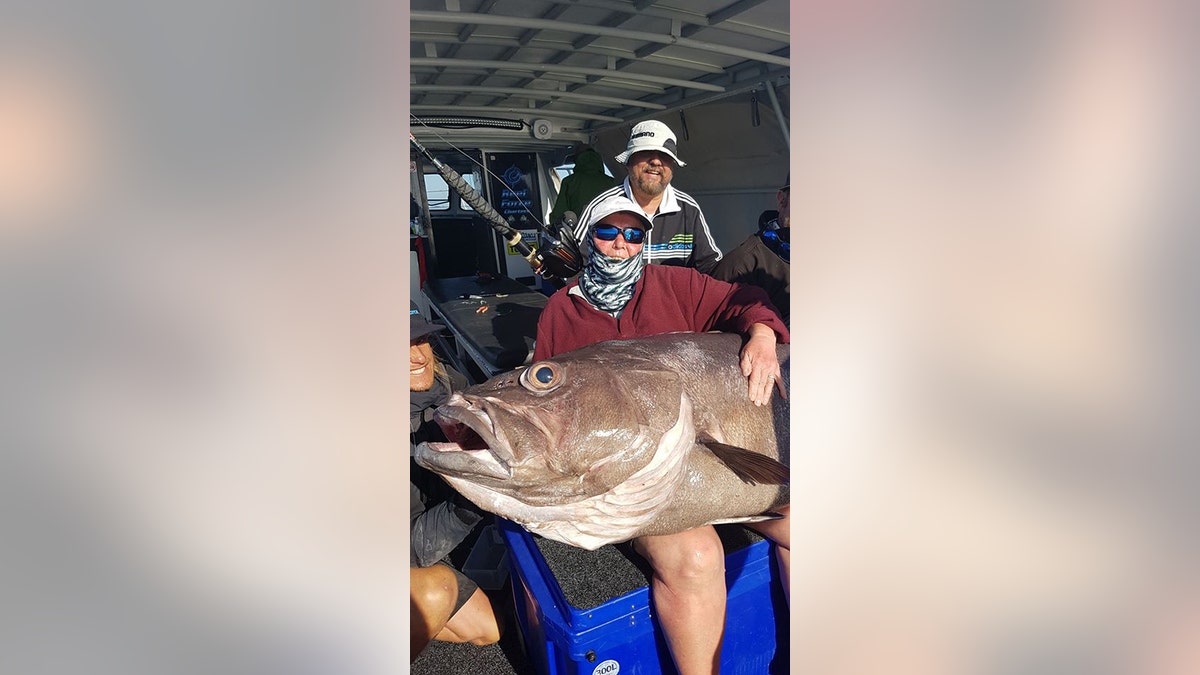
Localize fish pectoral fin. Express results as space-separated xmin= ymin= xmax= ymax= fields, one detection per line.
xmin=697 ymin=435 xmax=789 ymax=485
xmin=709 ymin=512 xmax=786 ymax=526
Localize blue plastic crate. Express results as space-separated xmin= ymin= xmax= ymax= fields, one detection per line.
xmin=498 ymin=518 xmax=789 ymax=675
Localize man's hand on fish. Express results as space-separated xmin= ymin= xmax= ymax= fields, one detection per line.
xmin=740 ymin=322 xmax=786 ymax=406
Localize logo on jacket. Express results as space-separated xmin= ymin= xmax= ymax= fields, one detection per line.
xmin=650 ymin=233 xmax=694 ymax=251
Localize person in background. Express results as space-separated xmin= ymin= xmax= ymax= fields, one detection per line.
xmin=712 ymin=175 xmax=790 ymax=325
xmin=573 ymin=120 xmax=723 ymax=275
xmin=548 ymin=147 xmax=616 ymax=227
xmin=536 ymin=193 xmax=789 ymax=675
xmin=409 ymin=308 xmax=500 ymax=660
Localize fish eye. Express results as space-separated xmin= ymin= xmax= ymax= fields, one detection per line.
xmin=519 ymin=361 xmax=562 ymax=392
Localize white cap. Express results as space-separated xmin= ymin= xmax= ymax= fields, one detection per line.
xmin=585 ymin=194 xmax=654 ymax=231
xmin=614 ymin=120 xmax=686 ymax=167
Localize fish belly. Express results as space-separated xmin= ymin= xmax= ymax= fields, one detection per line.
xmin=631 ymin=443 xmax=789 ymax=538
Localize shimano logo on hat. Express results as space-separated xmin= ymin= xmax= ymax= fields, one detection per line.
xmin=615 ymin=120 xmax=687 ymax=167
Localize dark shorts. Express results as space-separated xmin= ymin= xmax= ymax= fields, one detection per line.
xmin=436 ymin=562 xmax=479 ymax=617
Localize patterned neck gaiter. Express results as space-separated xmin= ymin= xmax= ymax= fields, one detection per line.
xmin=577 ymin=237 xmax=645 ymax=317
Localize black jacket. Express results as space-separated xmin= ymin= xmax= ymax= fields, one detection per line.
xmin=711 ymin=229 xmax=789 ymax=325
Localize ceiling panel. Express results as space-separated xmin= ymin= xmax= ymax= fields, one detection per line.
xmin=410 ymin=0 xmax=789 ymax=151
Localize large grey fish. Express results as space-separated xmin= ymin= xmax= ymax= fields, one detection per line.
xmin=413 ymin=331 xmax=789 ymax=550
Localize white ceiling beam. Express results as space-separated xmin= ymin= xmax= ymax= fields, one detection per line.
xmin=410 ymin=105 xmax=624 ymax=123
xmin=535 ymin=0 xmax=788 ymax=43
xmin=411 ymin=130 xmax=590 ymax=146
xmin=410 ymin=11 xmax=790 ymax=67
xmin=409 ymin=58 xmax=724 ymax=92
xmin=408 ymin=33 xmax=729 ymax=75
xmin=590 ymin=73 xmax=787 ymax=134
xmin=410 ymin=68 xmax=667 ymax=93
xmin=708 ymin=0 xmax=771 ymax=26
xmin=411 ymin=84 xmax=668 ymax=110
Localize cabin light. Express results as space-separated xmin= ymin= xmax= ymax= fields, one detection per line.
xmin=412 ymin=116 xmax=525 ymax=130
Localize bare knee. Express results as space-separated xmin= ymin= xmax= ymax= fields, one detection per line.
xmin=411 ymin=565 xmax=458 ymax=619
xmin=675 ymin=538 xmax=725 ymax=582
xmin=413 ymin=582 xmax=455 ymax=613
xmin=636 ymin=529 xmax=725 ymax=587
xmin=457 ymin=589 xmax=502 ymax=645
xmin=410 ymin=565 xmax=459 ymax=658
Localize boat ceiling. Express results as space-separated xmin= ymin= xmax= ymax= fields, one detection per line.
xmin=410 ymin=0 xmax=790 ymax=153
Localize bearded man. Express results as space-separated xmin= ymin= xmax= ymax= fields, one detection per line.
xmin=573 ymin=120 xmax=723 ymax=274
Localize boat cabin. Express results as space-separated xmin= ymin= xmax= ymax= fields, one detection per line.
xmin=409 ymin=2 xmax=792 ymax=672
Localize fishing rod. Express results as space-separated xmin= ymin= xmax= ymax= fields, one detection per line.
xmin=409 ymin=130 xmax=582 ymax=280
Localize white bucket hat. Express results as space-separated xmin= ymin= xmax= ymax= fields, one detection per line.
xmin=614 ymin=120 xmax=687 ymax=167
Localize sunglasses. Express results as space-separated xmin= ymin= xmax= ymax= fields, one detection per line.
xmin=593 ymin=224 xmax=646 ymax=244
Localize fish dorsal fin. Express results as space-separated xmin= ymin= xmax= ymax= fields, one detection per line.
xmin=697 ymin=434 xmax=789 ymax=485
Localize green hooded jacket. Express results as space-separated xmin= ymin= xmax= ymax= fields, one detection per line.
xmin=549 ymin=148 xmax=618 ymax=226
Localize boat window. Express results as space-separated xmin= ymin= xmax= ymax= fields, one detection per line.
xmin=423 ymin=173 xmax=450 ymax=211
xmin=423 ymin=172 xmax=481 ymax=212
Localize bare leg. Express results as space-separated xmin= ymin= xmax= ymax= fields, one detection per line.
xmin=435 ymin=587 xmax=501 ymax=645
xmin=633 ymin=525 xmax=727 ymax=675
xmin=409 ymin=565 xmax=458 ymax=661
xmin=746 ymin=504 xmax=790 ymax=604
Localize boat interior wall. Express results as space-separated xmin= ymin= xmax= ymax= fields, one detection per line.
xmin=696 ymin=190 xmax=781 ymax=254
xmin=429 ymin=218 xmax=502 ymax=278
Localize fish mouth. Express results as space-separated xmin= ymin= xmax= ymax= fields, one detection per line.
xmin=419 ymin=396 xmax=513 ymax=481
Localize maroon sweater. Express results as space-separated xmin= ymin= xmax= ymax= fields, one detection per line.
xmin=533 ymin=264 xmax=789 ymax=361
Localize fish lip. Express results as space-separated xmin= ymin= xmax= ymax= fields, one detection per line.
xmin=418 ymin=441 xmax=513 ymax=481
xmin=427 ymin=396 xmax=514 ymax=480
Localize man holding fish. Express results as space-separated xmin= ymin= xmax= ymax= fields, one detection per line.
xmin=533 ymin=193 xmax=790 ymax=675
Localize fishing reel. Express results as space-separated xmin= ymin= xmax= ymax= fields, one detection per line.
xmin=534 ymin=211 xmax=583 ymax=281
